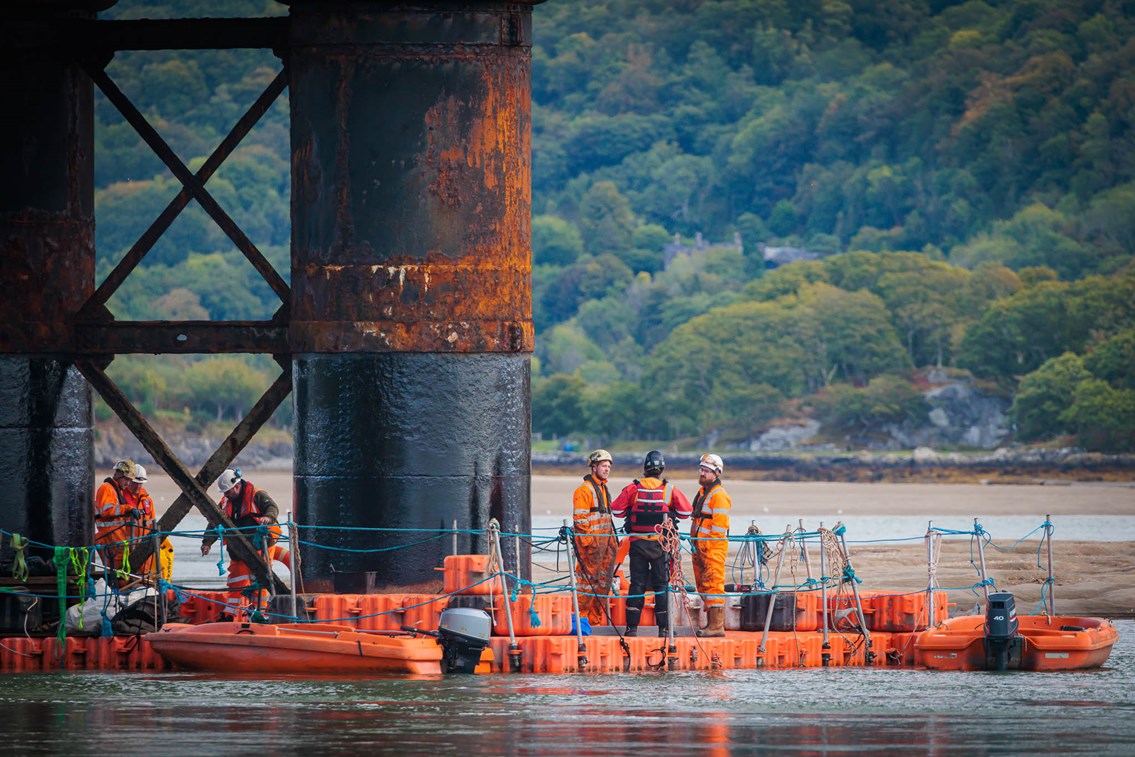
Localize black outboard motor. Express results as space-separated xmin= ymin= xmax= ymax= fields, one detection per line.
xmin=436 ymin=607 xmax=492 ymax=674
xmin=984 ymin=592 xmax=1021 ymax=671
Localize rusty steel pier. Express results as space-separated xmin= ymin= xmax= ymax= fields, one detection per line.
xmin=0 ymin=1 xmax=538 ymax=592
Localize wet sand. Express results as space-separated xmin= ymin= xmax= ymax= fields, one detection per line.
xmin=144 ymin=472 xmax=1135 ymax=617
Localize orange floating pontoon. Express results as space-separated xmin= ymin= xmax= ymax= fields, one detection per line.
xmin=147 ymin=621 xmax=445 ymax=675
xmin=914 ymin=614 xmax=1118 ymax=671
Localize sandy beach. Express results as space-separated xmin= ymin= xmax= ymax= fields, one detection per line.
xmin=144 ymin=472 xmax=1135 ymax=617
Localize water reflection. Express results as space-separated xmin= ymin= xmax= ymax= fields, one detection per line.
xmin=1 ymin=622 xmax=1134 ymax=755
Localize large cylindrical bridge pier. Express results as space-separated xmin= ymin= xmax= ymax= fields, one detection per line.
xmin=288 ymin=1 xmax=536 ymax=589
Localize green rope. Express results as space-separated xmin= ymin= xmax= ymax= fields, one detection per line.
xmin=11 ymin=533 xmax=29 ymax=582
xmin=53 ymin=547 xmax=70 ymax=653
xmin=118 ymin=540 xmax=131 ymax=582
xmin=69 ymin=547 xmax=91 ymax=632
xmin=69 ymin=547 xmax=90 ymax=582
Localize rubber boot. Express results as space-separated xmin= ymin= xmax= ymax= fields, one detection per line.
xmin=654 ymin=610 xmax=669 ymax=637
xmin=697 ymin=606 xmax=726 ymax=637
xmin=625 ymin=606 xmax=640 ymax=637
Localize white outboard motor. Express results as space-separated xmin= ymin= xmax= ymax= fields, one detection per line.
xmin=436 ymin=607 xmax=492 ymax=674
xmin=984 ymin=592 xmax=1021 ymax=671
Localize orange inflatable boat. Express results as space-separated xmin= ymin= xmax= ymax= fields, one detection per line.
xmin=914 ymin=614 xmax=1118 ymax=671
xmin=147 ymin=621 xmax=445 ymax=675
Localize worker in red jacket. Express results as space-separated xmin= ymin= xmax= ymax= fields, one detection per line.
xmin=610 ymin=450 xmax=692 ymax=636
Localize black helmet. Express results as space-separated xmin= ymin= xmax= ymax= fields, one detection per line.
xmin=643 ymin=450 xmax=665 ymax=477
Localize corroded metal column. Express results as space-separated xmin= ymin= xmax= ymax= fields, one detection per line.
xmin=0 ymin=3 xmax=103 ymax=562
xmin=288 ymin=1 xmax=535 ymax=589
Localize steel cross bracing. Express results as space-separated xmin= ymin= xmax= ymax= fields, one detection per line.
xmin=56 ymin=18 xmax=292 ymax=593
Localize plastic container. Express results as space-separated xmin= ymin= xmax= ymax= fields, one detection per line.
xmin=740 ymin=592 xmax=803 ymax=631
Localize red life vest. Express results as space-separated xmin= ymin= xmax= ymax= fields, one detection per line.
xmin=624 ymin=479 xmax=675 ymax=535
xmin=222 ymin=482 xmax=263 ymax=530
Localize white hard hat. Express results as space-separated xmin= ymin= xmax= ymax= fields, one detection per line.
xmin=132 ymin=464 xmax=148 ymax=483
xmin=217 ymin=468 xmax=242 ymax=494
xmin=699 ymin=453 xmax=724 ymax=474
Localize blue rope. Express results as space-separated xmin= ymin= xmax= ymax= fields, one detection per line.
xmin=214 ymin=525 xmax=226 ymax=576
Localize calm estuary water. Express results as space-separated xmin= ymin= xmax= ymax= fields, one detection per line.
xmin=2 ymin=619 xmax=1132 ymax=756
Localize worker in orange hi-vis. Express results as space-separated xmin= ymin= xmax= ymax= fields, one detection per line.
xmin=571 ymin=449 xmax=619 ymax=625
xmin=690 ymin=453 xmax=731 ymax=637
xmin=125 ymin=464 xmax=175 ymax=582
xmin=93 ymin=460 xmax=144 ymax=580
xmin=201 ymin=468 xmax=290 ymax=621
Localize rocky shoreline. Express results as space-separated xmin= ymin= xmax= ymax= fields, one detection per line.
xmin=96 ymin=427 xmax=1134 ymax=484
xmin=534 ymin=448 xmax=1135 ymax=483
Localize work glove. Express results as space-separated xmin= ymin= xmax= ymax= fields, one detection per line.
xmin=129 ymin=508 xmax=144 ymax=520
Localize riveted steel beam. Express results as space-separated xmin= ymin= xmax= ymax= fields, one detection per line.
xmin=72 ymin=321 xmax=289 ymax=355
xmin=3 ymin=17 xmax=290 ymax=53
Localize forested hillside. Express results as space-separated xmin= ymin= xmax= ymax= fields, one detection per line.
xmin=93 ymin=0 xmax=1135 ymax=452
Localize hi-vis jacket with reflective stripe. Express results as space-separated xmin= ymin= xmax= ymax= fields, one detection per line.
xmin=93 ymin=477 xmax=140 ymax=530
xmin=573 ymin=474 xmax=615 ymax=539
xmin=690 ymin=479 xmax=731 ymax=549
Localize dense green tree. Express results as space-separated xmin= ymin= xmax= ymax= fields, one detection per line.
xmin=574 ymin=298 xmax=635 ymax=352
xmin=875 ymin=264 xmax=969 ymax=366
xmin=581 ymin=381 xmax=649 ymax=441
xmin=538 ymin=253 xmax=634 ymax=329
xmin=180 ymin=356 xmax=270 ymax=422
xmin=538 ymin=323 xmax=605 ymax=376
xmin=1009 ymin=352 xmax=1092 ymax=441
xmin=950 ymin=204 xmax=1092 ymax=278
xmin=532 ymin=215 xmax=584 ymax=267
xmin=795 ymin=283 xmax=910 ymax=388
xmin=742 ymin=260 xmax=829 ymax=302
xmin=954 ymin=272 xmax=1135 ymax=380
xmin=810 ymin=375 xmax=929 ymax=434
xmin=578 ymin=182 xmax=638 ymax=254
xmin=642 ymin=301 xmax=811 ymax=436
xmin=1061 ymin=378 xmax=1135 ymax=452
xmin=1084 ymin=328 xmax=1135 ymax=391
xmin=532 ymin=373 xmax=587 ymax=438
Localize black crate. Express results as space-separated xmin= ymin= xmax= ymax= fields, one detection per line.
xmin=739 ymin=592 xmax=801 ymax=632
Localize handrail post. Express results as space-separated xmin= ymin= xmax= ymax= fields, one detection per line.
xmin=490 ymin=519 xmax=521 ymax=672
xmin=288 ymin=511 xmax=298 ymax=621
xmin=925 ymin=522 xmax=936 ymax=628
xmin=562 ymin=519 xmax=588 ymax=671
xmin=1045 ymin=514 xmax=1055 ymax=617
xmin=975 ymin=517 xmax=991 ymax=605
xmin=836 ymin=523 xmax=874 ymax=664
xmin=152 ymin=522 xmax=163 ymax=629
xmin=759 ymin=533 xmax=788 ymax=656
xmin=819 ymin=524 xmax=829 ymax=667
